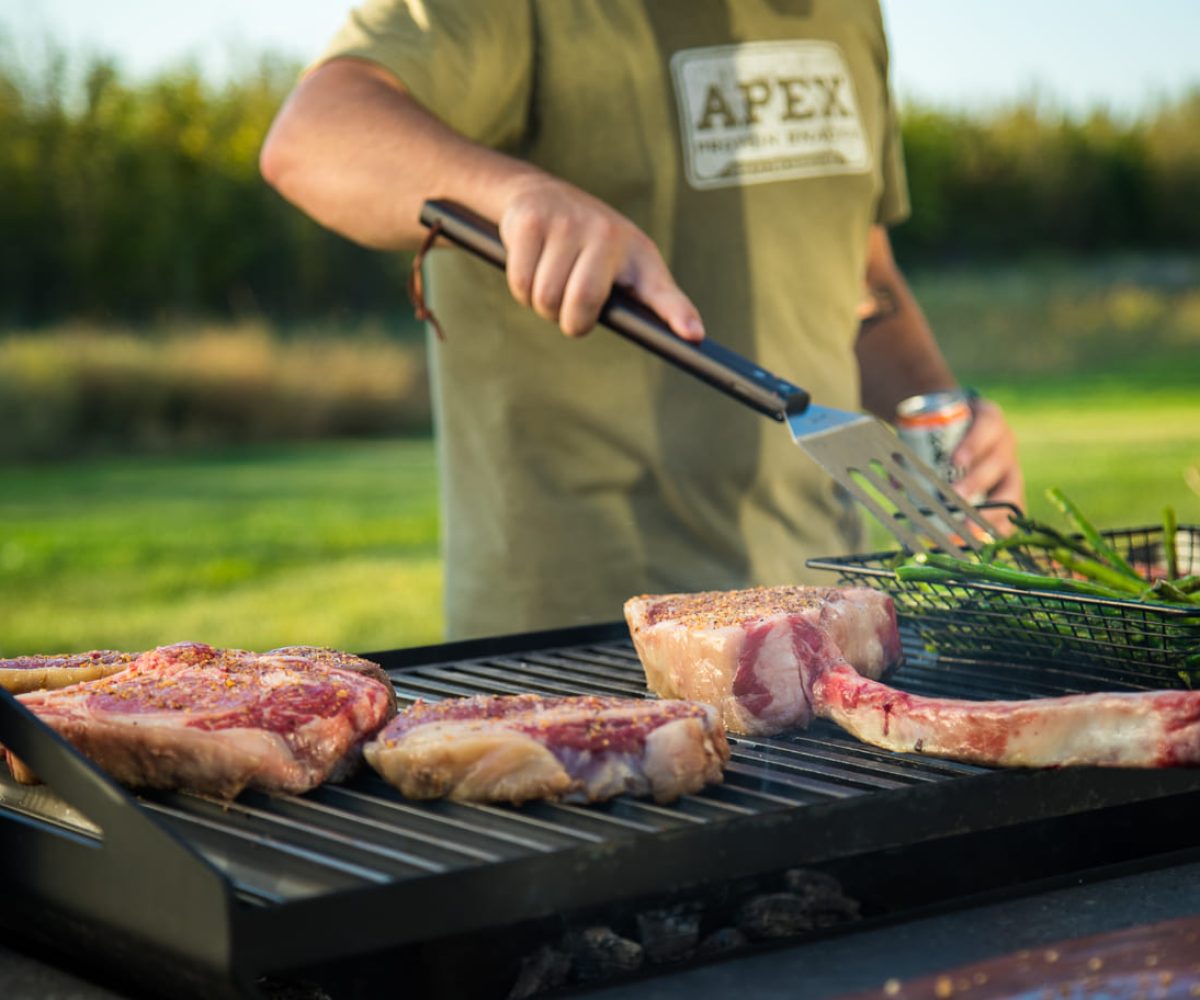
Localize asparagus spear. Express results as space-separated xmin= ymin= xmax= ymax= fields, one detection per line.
xmin=1049 ymin=547 xmax=1147 ymax=595
xmin=1045 ymin=487 xmax=1143 ymax=582
xmin=1164 ymin=505 xmax=1179 ymax=581
xmin=898 ymin=552 xmax=1138 ymax=600
xmin=1006 ymin=515 xmax=1095 ymax=560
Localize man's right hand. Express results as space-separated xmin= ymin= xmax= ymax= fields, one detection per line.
xmin=496 ymin=175 xmax=705 ymax=341
xmin=262 ymin=58 xmax=703 ymax=344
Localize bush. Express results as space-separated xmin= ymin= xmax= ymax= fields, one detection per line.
xmin=0 ymin=44 xmax=1199 ymax=323
xmin=0 ymin=323 xmax=430 ymax=459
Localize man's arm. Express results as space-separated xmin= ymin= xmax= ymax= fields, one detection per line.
xmin=259 ymin=58 xmax=703 ymax=340
xmin=855 ymin=226 xmax=1025 ymax=514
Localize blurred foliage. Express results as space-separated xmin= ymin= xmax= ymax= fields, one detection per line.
xmin=908 ymin=255 xmax=1200 ymax=385
xmin=0 ymin=48 xmax=411 ymax=325
xmin=1 ymin=46 xmax=1199 ymax=323
xmin=0 ymin=322 xmax=430 ymax=459
xmin=894 ymin=93 xmax=1200 ymax=261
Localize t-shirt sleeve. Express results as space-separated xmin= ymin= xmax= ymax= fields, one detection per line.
xmin=876 ymin=89 xmax=911 ymax=227
xmin=314 ymin=0 xmax=534 ymax=152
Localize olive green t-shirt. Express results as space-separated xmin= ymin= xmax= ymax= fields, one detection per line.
xmin=319 ymin=0 xmax=910 ymax=639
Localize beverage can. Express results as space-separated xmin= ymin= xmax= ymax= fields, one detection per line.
xmin=895 ymin=390 xmax=973 ymax=484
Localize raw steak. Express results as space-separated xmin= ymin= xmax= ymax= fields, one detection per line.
xmin=626 ymin=586 xmax=1200 ymax=767
xmin=624 ymin=586 xmax=903 ymax=735
xmin=1 ymin=650 xmax=139 ymax=694
xmin=364 ymin=693 xmax=729 ymax=804
xmin=814 ymin=663 xmax=1200 ymax=767
xmin=5 ymin=642 xmax=396 ymax=797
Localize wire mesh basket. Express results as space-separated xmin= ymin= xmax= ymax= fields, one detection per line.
xmin=808 ymin=524 xmax=1200 ymax=684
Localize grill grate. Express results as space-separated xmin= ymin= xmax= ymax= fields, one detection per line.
xmin=80 ymin=636 xmax=970 ymax=905
xmin=38 ymin=630 xmax=1172 ymax=903
xmin=3 ymin=622 xmax=1200 ymax=997
xmin=0 ymin=629 xmax=1174 ymax=905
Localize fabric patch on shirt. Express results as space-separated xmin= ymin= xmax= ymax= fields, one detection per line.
xmin=670 ymin=40 xmax=871 ymax=190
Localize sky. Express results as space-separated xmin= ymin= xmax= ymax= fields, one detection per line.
xmin=3 ymin=0 xmax=1198 ymax=117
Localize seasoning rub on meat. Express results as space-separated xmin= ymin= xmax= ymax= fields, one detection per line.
xmin=364 ymin=694 xmax=730 ymax=805
xmin=4 ymin=642 xmax=397 ymax=798
xmin=625 ymin=585 xmax=903 ymax=736
xmin=1 ymin=651 xmax=140 ymax=694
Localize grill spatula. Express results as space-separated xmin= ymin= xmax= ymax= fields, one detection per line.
xmin=418 ymin=199 xmax=994 ymax=554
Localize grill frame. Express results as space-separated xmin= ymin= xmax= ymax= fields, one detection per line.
xmin=2 ymin=621 xmax=1200 ymax=998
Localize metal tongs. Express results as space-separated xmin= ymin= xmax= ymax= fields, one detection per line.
xmin=418 ymin=199 xmax=994 ymax=554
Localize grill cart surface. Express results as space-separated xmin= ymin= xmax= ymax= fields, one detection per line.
xmin=2 ymin=623 xmax=1199 ymax=999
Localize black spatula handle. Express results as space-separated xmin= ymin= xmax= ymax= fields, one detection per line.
xmin=419 ymin=199 xmax=811 ymax=421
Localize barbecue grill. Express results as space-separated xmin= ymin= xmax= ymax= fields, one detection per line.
xmin=2 ymin=623 xmax=1199 ymax=999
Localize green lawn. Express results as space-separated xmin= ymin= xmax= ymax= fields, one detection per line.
xmin=0 ymin=439 xmax=444 ymax=655
xmin=2 ymin=255 xmax=1198 ymax=657
xmin=2 ymin=382 xmax=1196 ymax=658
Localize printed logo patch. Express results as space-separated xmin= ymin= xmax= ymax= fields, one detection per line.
xmin=670 ymin=40 xmax=870 ymax=190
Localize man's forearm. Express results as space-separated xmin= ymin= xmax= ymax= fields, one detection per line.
xmin=260 ymin=57 xmax=704 ymax=340
xmin=260 ymin=58 xmax=541 ymax=251
xmin=854 ymin=228 xmax=958 ymax=421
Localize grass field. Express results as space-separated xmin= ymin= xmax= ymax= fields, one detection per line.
xmin=2 ymin=381 xmax=1196 ymax=657
xmin=0 ymin=439 xmax=444 ymax=655
xmin=2 ymin=256 xmax=1198 ymax=656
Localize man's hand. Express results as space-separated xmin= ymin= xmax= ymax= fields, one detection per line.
xmin=497 ymin=175 xmax=704 ymax=341
xmin=261 ymin=58 xmax=702 ymax=344
xmin=953 ymin=397 xmax=1025 ymax=531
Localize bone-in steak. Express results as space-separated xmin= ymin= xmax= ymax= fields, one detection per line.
xmin=815 ymin=662 xmax=1200 ymax=767
xmin=364 ymin=694 xmax=730 ymax=804
xmin=625 ymin=586 xmax=903 ymax=735
xmin=6 ymin=642 xmax=397 ymax=797
xmin=1 ymin=651 xmax=139 ymax=694
xmin=627 ymin=586 xmax=1200 ymax=768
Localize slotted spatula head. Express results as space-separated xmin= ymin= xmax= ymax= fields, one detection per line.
xmin=787 ymin=404 xmax=995 ymax=554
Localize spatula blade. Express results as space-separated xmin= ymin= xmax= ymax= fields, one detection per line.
xmin=785 ymin=404 xmax=995 ymax=554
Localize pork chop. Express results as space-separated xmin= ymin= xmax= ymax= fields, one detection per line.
xmin=624 ymin=586 xmax=903 ymax=735
xmin=6 ymin=642 xmax=396 ymax=797
xmin=364 ymin=694 xmax=730 ymax=805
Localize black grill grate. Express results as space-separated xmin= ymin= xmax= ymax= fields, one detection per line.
xmin=3 ymin=622 xmax=1200 ymax=997
xmin=1 ymin=628 xmax=1175 ymax=907
xmin=113 ymin=629 xmax=1176 ymax=904
xmin=50 ymin=634 xmax=974 ymax=907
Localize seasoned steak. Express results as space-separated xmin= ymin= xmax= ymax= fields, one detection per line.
xmin=0 ymin=651 xmax=139 ymax=694
xmin=364 ymin=694 xmax=729 ymax=805
xmin=6 ymin=642 xmax=396 ymax=797
xmin=625 ymin=586 xmax=903 ymax=735
xmin=628 ymin=585 xmax=1200 ymax=767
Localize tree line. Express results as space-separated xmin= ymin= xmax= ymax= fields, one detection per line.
xmin=2 ymin=50 xmax=1198 ymax=326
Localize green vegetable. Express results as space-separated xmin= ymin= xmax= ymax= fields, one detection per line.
xmin=1045 ymin=487 xmax=1143 ymax=581
xmin=1049 ymin=547 xmax=1146 ymax=595
xmin=893 ymin=489 xmax=1199 ymax=612
xmin=1164 ymin=506 xmax=1179 ymax=581
xmin=903 ymin=551 xmax=1136 ymax=600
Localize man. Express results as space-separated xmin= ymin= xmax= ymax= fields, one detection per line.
xmin=261 ymin=0 xmax=1023 ymax=639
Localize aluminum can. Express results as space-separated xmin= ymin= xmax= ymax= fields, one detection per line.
xmin=895 ymin=390 xmax=973 ymax=483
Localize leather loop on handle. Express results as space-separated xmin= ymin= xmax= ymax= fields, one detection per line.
xmin=418 ymin=199 xmax=811 ymax=421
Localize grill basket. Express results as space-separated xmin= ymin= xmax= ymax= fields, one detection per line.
xmin=809 ymin=524 xmax=1200 ymax=683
